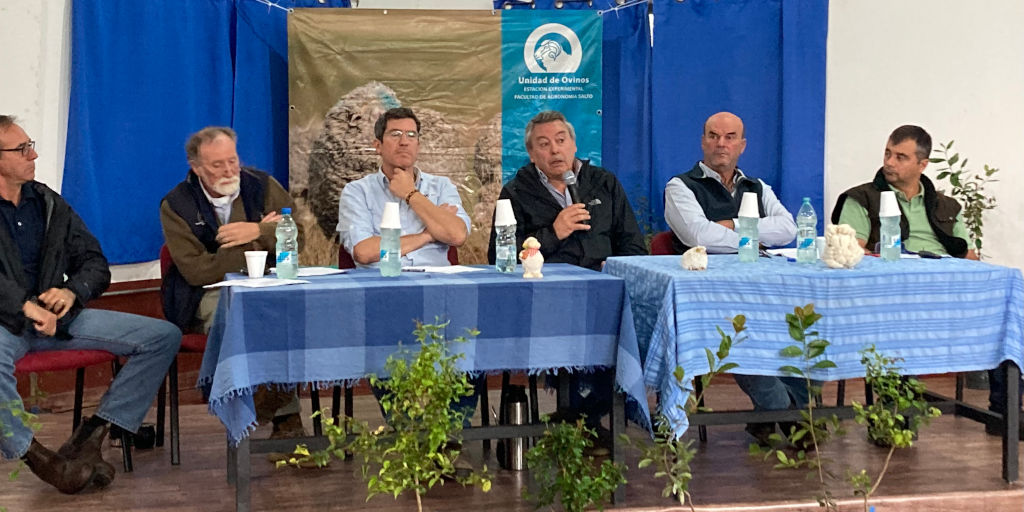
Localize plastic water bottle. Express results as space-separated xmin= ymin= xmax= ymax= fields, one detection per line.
xmin=737 ymin=217 xmax=759 ymax=263
xmin=494 ymin=224 xmax=517 ymax=273
xmin=275 ymin=208 xmax=298 ymax=279
xmin=879 ymin=215 xmax=901 ymax=261
xmin=796 ymin=197 xmax=818 ymax=263
xmin=379 ymin=227 xmax=401 ymax=276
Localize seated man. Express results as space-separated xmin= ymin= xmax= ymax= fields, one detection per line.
xmin=487 ymin=110 xmax=647 ymax=451
xmin=0 ymin=115 xmax=181 ymax=493
xmin=834 ymin=124 xmax=1020 ymax=438
xmin=337 ymin=107 xmax=479 ymax=419
xmin=664 ymin=111 xmax=796 ymax=254
xmin=664 ymin=111 xmax=800 ymax=445
xmin=159 ymin=126 xmax=304 ymax=439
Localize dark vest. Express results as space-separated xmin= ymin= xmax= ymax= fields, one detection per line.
xmin=831 ymin=169 xmax=966 ymax=258
xmin=160 ymin=167 xmax=269 ymax=330
xmin=669 ymin=163 xmax=765 ymax=254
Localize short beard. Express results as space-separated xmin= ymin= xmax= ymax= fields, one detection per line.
xmin=210 ymin=177 xmax=240 ymax=197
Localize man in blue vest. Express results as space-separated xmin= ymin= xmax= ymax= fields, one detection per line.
xmin=664 ymin=111 xmax=799 ymax=445
xmin=159 ymin=127 xmax=305 ymax=443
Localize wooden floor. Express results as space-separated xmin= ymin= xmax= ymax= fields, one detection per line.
xmin=2 ymin=374 xmax=1021 ymax=512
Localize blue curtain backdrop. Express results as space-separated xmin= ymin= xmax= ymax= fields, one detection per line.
xmin=650 ymin=0 xmax=828 ymax=233
xmin=65 ymin=0 xmax=347 ymax=264
xmin=497 ymin=0 xmax=653 ymax=233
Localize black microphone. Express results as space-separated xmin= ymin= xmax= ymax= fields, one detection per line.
xmin=563 ymin=170 xmax=582 ymax=205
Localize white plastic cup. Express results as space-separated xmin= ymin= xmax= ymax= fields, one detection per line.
xmin=381 ymin=201 xmax=402 ymax=229
xmin=738 ymin=192 xmax=759 ymax=218
xmin=816 ymin=236 xmax=826 ymax=259
xmin=494 ymin=199 xmax=516 ymax=227
xmin=879 ymin=190 xmax=900 ymax=217
xmin=244 ymin=251 xmax=267 ymax=278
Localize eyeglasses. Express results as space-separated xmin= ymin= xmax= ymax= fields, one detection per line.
xmin=385 ymin=130 xmax=419 ymax=140
xmin=0 ymin=140 xmax=35 ymax=157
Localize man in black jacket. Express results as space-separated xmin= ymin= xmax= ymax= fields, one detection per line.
xmin=488 ymin=111 xmax=646 ymax=453
xmin=0 ymin=115 xmax=181 ymax=493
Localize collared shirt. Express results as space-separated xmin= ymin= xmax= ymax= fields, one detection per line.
xmin=0 ymin=183 xmax=45 ymax=293
xmin=837 ymin=184 xmax=969 ymax=255
xmin=198 ymin=179 xmax=240 ymax=226
xmin=337 ymin=167 xmax=471 ymax=267
xmin=535 ymin=159 xmax=582 ymax=208
xmin=664 ymin=162 xmax=797 ymax=253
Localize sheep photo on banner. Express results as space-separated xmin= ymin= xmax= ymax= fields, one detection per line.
xmin=288 ymin=8 xmax=602 ymax=265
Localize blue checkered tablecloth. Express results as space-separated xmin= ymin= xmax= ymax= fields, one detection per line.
xmin=199 ymin=264 xmax=641 ymax=443
xmin=604 ymin=254 xmax=1024 ymax=435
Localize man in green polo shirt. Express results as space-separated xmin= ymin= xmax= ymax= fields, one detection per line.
xmin=832 ymin=125 xmax=1024 ymax=440
xmin=832 ymin=124 xmax=976 ymax=259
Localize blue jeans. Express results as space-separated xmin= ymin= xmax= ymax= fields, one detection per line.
xmin=733 ymin=374 xmax=811 ymax=411
xmin=0 ymin=309 xmax=181 ymax=459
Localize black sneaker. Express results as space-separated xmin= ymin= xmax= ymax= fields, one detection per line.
xmin=745 ymin=422 xmax=776 ymax=447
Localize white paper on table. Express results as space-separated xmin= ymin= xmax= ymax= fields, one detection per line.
xmin=404 ymin=265 xmax=486 ymax=274
xmin=203 ymin=278 xmax=311 ymax=289
xmin=295 ymin=267 xmax=349 ymax=277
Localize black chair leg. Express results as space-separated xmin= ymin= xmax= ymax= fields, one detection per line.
xmin=169 ymin=358 xmax=180 ymax=465
xmin=73 ymin=368 xmax=85 ymax=431
xmin=478 ymin=375 xmax=490 ymax=452
xmin=836 ymin=379 xmax=846 ymax=407
xmin=331 ymin=385 xmax=341 ymax=427
xmin=156 ymin=376 xmax=166 ymax=448
xmin=310 ymin=388 xmax=323 ymax=437
xmin=528 ymin=374 xmax=539 ymax=424
xmin=955 ymin=372 xmax=966 ymax=402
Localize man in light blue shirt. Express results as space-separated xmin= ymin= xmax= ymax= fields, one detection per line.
xmin=337 ymin=107 xmax=469 ymax=267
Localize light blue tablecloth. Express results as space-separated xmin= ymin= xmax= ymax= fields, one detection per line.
xmin=604 ymin=254 xmax=1024 ymax=434
xmin=199 ymin=264 xmax=641 ymax=444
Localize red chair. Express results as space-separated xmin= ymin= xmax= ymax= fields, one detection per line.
xmin=15 ymin=350 xmax=134 ymax=471
xmin=650 ymin=231 xmax=677 ymax=255
xmin=158 ymin=244 xmax=208 ymax=465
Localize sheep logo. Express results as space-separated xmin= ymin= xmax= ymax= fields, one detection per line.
xmin=523 ymin=23 xmax=583 ymax=74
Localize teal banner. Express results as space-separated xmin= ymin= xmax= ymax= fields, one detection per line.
xmin=501 ymin=10 xmax=603 ymax=183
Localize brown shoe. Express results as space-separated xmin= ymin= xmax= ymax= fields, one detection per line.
xmin=24 ymin=439 xmax=96 ymax=494
xmin=269 ymin=413 xmax=307 ymax=440
xmin=59 ymin=419 xmax=116 ymax=488
xmin=253 ymin=387 xmax=295 ymax=425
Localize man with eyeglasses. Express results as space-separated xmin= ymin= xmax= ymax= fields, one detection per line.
xmin=336 ymin=107 xmax=470 ymax=267
xmin=159 ymin=126 xmax=306 ymax=446
xmin=486 ymin=110 xmax=647 ymax=456
xmin=663 ymin=111 xmax=798 ymax=447
xmin=0 ymin=115 xmax=181 ymax=493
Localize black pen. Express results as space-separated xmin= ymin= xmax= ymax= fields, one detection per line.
xmin=401 ymin=268 xmax=426 ymax=272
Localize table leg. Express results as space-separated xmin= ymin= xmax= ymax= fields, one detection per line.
xmin=235 ymin=438 xmax=251 ymax=512
xmin=226 ymin=441 xmax=236 ymax=485
xmin=1003 ymin=362 xmax=1020 ymax=483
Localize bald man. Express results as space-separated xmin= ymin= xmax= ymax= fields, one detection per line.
xmin=664 ymin=111 xmax=795 ymax=254
xmin=663 ymin=111 xmax=800 ymax=446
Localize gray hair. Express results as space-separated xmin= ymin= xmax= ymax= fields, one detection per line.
xmin=185 ymin=126 xmax=237 ymax=163
xmin=524 ymin=111 xmax=576 ymax=150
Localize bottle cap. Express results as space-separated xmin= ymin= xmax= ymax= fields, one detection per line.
xmin=281 ymin=207 xmax=291 ymax=215
xmin=380 ymin=201 xmax=401 ymax=229
xmin=879 ymin=190 xmax=900 ymax=217
xmin=738 ymin=192 xmax=759 ymax=218
xmin=494 ymin=199 xmax=516 ymax=227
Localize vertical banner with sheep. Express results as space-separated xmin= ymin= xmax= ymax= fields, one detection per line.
xmin=288 ymin=9 xmax=601 ymax=265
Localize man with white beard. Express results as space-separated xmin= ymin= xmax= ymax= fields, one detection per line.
xmin=160 ymin=127 xmax=305 ymax=442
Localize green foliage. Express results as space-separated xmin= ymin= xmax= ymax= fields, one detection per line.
xmin=525 ymin=418 xmax=625 ymax=512
xmin=848 ymin=345 xmax=940 ymax=511
xmin=279 ymin=320 xmax=490 ymax=512
xmin=751 ymin=304 xmax=843 ymax=511
xmin=625 ymin=315 xmax=748 ymax=511
xmin=929 ymin=140 xmax=999 ymax=257
xmin=1 ymin=400 xmax=41 ymax=484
